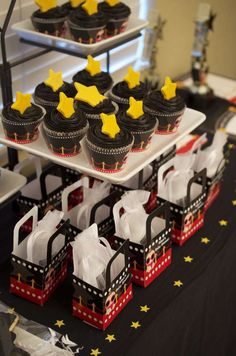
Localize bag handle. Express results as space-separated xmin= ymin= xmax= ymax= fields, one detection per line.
xmin=13 ymin=206 xmax=38 ymax=252
xmin=90 ymin=191 xmax=121 ymax=226
xmin=47 ymin=219 xmax=70 ymax=265
xmin=146 ymin=202 xmax=170 ymax=245
xmin=39 ymin=164 xmax=67 ymax=201
xmin=61 ymin=176 xmax=89 ymax=215
xmin=157 ymin=157 xmax=175 ymax=193
xmin=105 ymin=240 xmax=129 ymax=289
xmin=186 ymin=168 xmax=207 ymax=206
xmin=14 ymin=156 xmax=42 ymax=178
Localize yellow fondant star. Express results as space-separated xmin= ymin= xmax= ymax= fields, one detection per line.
xmin=140 ymin=305 xmax=150 ymax=313
xmin=173 ymin=280 xmax=183 ymax=287
xmin=75 ymin=83 xmax=106 ymax=107
xmin=124 ymin=66 xmax=140 ymax=89
xmin=11 ymin=92 xmax=32 ymax=115
xmin=86 ymin=55 xmax=101 ymax=76
xmin=90 ymin=349 xmax=101 ymax=356
xmin=70 ymin=0 xmax=84 ymax=8
xmin=232 ymin=200 xmax=236 ymax=206
xmin=101 ymin=113 xmax=120 ymax=139
xmin=219 ymin=219 xmax=228 ymax=226
xmin=54 ymin=320 xmax=65 ymax=328
xmin=184 ymin=256 xmax=193 ymax=263
xmin=35 ymin=0 xmax=57 ymax=12
xmin=126 ymin=97 xmax=144 ymax=119
xmin=105 ymin=334 xmax=116 ymax=342
xmin=82 ymin=0 xmax=98 ymax=15
xmin=201 ymin=237 xmax=210 ymax=244
xmin=131 ymin=321 xmax=141 ymax=329
xmin=44 ymin=69 xmax=64 ymax=92
xmin=105 ymin=0 xmax=120 ymax=6
xmin=161 ymin=76 xmax=177 ymax=100
xmin=57 ymin=92 xmax=75 ymax=119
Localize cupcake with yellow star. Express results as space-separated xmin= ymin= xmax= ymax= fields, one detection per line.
xmin=99 ymin=0 xmax=131 ymax=37
xmin=72 ymin=55 xmax=113 ymax=94
xmin=85 ymin=113 xmax=133 ymax=172
xmin=74 ymin=83 xmax=118 ymax=126
xmin=117 ymin=97 xmax=156 ymax=152
xmin=61 ymin=0 xmax=85 ymax=14
xmin=143 ymin=77 xmax=186 ymax=135
xmin=34 ymin=69 xmax=76 ymax=116
xmin=109 ymin=66 xmax=147 ymax=110
xmin=31 ymin=0 xmax=68 ymax=37
xmin=68 ymin=0 xmax=107 ymax=43
xmin=1 ymin=92 xmax=45 ymax=143
xmin=42 ymin=92 xmax=88 ymax=156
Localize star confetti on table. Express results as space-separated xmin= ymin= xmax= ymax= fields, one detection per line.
xmin=75 ymin=83 xmax=106 ymax=107
xmin=173 ymin=280 xmax=183 ymax=287
xmin=82 ymin=0 xmax=98 ymax=15
xmin=57 ymin=92 xmax=75 ymax=119
xmin=11 ymin=92 xmax=32 ymax=115
xmin=161 ymin=76 xmax=177 ymax=100
xmin=101 ymin=113 xmax=120 ymax=139
xmin=219 ymin=219 xmax=228 ymax=226
xmin=201 ymin=237 xmax=210 ymax=244
xmin=90 ymin=348 xmax=101 ymax=356
xmin=184 ymin=256 xmax=193 ymax=263
xmin=86 ymin=55 xmax=101 ymax=76
xmin=44 ymin=69 xmax=64 ymax=92
xmin=105 ymin=334 xmax=116 ymax=343
xmin=232 ymin=200 xmax=236 ymax=206
xmin=228 ymin=143 xmax=235 ymax=150
xmin=127 ymin=97 xmax=144 ymax=119
xmin=105 ymin=0 xmax=120 ymax=6
xmin=140 ymin=305 xmax=150 ymax=313
xmin=35 ymin=0 xmax=56 ymax=12
xmin=54 ymin=320 xmax=65 ymax=328
xmin=131 ymin=321 xmax=141 ymax=329
xmin=124 ymin=66 xmax=140 ymax=89
xmin=70 ymin=0 xmax=84 ymax=8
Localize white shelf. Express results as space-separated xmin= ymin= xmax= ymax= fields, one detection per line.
xmin=0 ymin=108 xmax=205 ymax=184
xmin=0 ymin=168 xmax=26 ymax=204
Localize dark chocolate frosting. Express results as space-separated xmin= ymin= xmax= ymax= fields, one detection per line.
xmin=34 ymin=82 xmax=76 ymax=104
xmin=111 ymin=81 xmax=147 ymax=101
xmin=44 ymin=108 xmax=87 ymax=132
xmin=72 ymin=70 xmax=113 ymax=94
xmin=87 ymin=122 xmax=133 ymax=149
xmin=99 ymin=2 xmax=131 ymax=19
xmin=75 ymin=97 xmax=116 ymax=115
xmin=117 ymin=110 xmax=156 ymax=132
xmin=69 ymin=5 xmax=107 ymax=28
xmin=32 ymin=7 xmax=67 ymax=19
xmin=144 ymin=90 xmax=186 ymax=114
xmin=2 ymin=103 xmax=44 ymax=122
xmin=61 ymin=2 xmax=74 ymax=14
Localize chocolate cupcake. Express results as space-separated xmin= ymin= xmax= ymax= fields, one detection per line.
xmin=31 ymin=0 xmax=67 ymax=36
xmin=99 ymin=0 xmax=131 ymax=37
xmin=42 ymin=92 xmax=88 ymax=156
xmin=72 ymin=55 xmax=113 ymax=94
xmin=74 ymin=82 xmax=118 ymax=126
xmin=109 ymin=66 xmax=147 ymax=110
xmin=117 ymin=97 xmax=156 ymax=152
xmin=85 ymin=113 xmax=133 ymax=173
xmin=61 ymin=0 xmax=85 ymax=14
xmin=34 ymin=69 xmax=76 ymax=116
xmin=1 ymin=92 xmax=45 ymax=143
xmin=68 ymin=0 xmax=107 ymax=43
xmin=144 ymin=77 xmax=186 ymax=135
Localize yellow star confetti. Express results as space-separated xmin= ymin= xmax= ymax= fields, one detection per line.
xmin=90 ymin=349 xmax=101 ymax=356
xmin=219 ymin=220 xmax=228 ymax=226
xmin=57 ymin=92 xmax=75 ymax=119
xmin=140 ymin=305 xmax=150 ymax=313
xmin=131 ymin=321 xmax=141 ymax=329
xmin=54 ymin=320 xmax=65 ymax=328
xmin=228 ymin=143 xmax=235 ymax=150
xmin=101 ymin=113 xmax=120 ymax=139
xmin=11 ymin=92 xmax=32 ymax=115
xmin=86 ymin=55 xmax=101 ymax=76
xmin=161 ymin=76 xmax=177 ymax=100
xmin=75 ymin=83 xmax=106 ymax=107
xmin=184 ymin=256 xmax=193 ymax=263
xmin=173 ymin=280 xmax=183 ymax=287
xmin=105 ymin=0 xmax=120 ymax=6
xmin=201 ymin=237 xmax=210 ymax=244
xmin=232 ymin=200 xmax=236 ymax=206
xmin=70 ymin=0 xmax=84 ymax=8
xmin=126 ymin=97 xmax=144 ymax=119
xmin=82 ymin=0 xmax=98 ymax=15
xmin=44 ymin=69 xmax=64 ymax=92
xmin=105 ymin=334 xmax=116 ymax=342
xmin=124 ymin=66 xmax=140 ymax=89
xmin=35 ymin=0 xmax=57 ymax=13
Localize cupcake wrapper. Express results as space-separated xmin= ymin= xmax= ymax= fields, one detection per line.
xmin=104 ymin=17 xmax=129 ymax=37
xmin=34 ymin=95 xmax=58 ymax=117
xmin=108 ymin=91 xmax=130 ymax=111
xmin=31 ymin=16 xmax=67 ymax=37
xmin=84 ymin=101 xmax=119 ymax=126
xmin=129 ymin=127 xmax=156 ymax=152
xmin=68 ymin=20 xmax=106 ymax=44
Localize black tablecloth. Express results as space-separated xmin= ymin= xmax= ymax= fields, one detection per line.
xmin=1 ymin=147 xmax=236 ymax=356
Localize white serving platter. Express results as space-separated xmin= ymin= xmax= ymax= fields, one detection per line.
xmin=0 ymin=109 xmax=205 ymax=184
xmin=0 ymin=168 xmax=26 ymax=204
xmin=12 ymin=18 xmax=148 ymax=56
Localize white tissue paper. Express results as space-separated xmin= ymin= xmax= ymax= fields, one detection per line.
xmin=71 ymin=224 xmax=123 ymax=290
xmin=26 ymin=210 xmax=64 ymax=266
